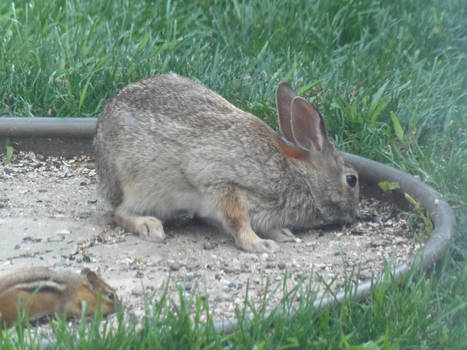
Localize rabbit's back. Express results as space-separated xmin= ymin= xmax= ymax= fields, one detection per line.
xmin=99 ymin=73 xmax=266 ymax=146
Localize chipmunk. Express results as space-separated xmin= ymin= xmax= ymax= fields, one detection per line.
xmin=0 ymin=267 xmax=118 ymax=328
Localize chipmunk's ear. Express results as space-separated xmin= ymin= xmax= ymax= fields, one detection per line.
xmin=81 ymin=268 xmax=99 ymax=290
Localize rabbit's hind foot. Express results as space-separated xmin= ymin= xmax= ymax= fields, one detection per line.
xmin=236 ymin=231 xmax=280 ymax=253
xmin=114 ymin=207 xmax=165 ymax=242
xmin=217 ymin=190 xmax=279 ymax=253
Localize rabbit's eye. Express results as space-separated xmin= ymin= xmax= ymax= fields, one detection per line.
xmin=346 ymin=175 xmax=357 ymax=188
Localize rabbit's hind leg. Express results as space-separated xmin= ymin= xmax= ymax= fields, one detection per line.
xmin=114 ymin=206 xmax=165 ymax=242
xmin=217 ymin=190 xmax=279 ymax=253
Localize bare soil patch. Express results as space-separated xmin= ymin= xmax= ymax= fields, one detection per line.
xmin=0 ymin=151 xmax=421 ymax=325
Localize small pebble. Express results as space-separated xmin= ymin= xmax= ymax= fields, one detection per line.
xmin=169 ymin=262 xmax=180 ymax=271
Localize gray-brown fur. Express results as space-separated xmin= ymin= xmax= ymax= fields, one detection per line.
xmin=95 ymin=73 xmax=359 ymax=252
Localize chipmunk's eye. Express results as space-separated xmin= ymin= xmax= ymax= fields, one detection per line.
xmin=346 ymin=175 xmax=357 ymax=188
xmin=108 ymin=292 xmax=115 ymax=301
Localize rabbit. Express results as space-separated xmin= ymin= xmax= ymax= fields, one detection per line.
xmin=95 ymin=73 xmax=359 ymax=253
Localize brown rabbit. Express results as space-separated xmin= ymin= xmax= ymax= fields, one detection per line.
xmin=95 ymin=73 xmax=359 ymax=253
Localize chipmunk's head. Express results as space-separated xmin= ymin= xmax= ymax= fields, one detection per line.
xmin=74 ymin=268 xmax=119 ymax=317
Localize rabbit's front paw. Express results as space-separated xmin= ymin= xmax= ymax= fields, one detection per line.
xmin=134 ymin=216 xmax=166 ymax=242
xmin=265 ymin=228 xmax=301 ymax=243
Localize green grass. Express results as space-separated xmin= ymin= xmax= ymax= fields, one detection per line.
xmin=1 ymin=0 xmax=467 ymax=348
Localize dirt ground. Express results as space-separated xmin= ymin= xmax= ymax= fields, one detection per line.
xmin=0 ymin=151 xmax=421 ymax=326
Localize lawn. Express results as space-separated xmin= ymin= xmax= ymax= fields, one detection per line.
xmin=1 ymin=0 xmax=466 ymax=348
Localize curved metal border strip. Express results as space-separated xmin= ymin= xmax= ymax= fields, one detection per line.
xmin=0 ymin=117 xmax=96 ymax=138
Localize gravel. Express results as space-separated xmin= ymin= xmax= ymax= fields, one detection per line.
xmin=0 ymin=151 xmax=422 ymax=327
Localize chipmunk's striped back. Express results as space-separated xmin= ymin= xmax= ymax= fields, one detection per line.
xmin=0 ymin=267 xmax=118 ymax=327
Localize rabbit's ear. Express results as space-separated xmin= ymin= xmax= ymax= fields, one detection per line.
xmin=291 ymin=96 xmax=328 ymax=152
xmin=276 ymin=82 xmax=297 ymax=143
